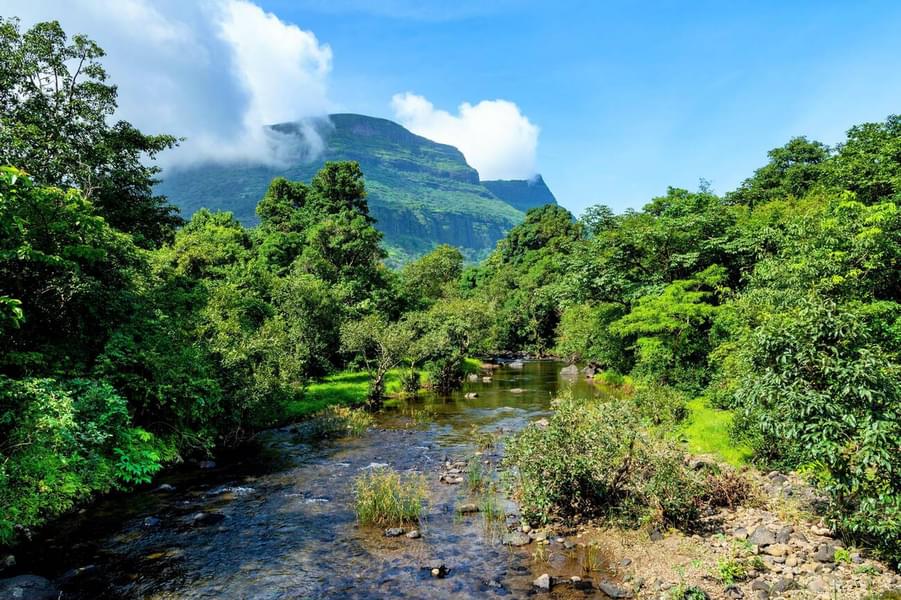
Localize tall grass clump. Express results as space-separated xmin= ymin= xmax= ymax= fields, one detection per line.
xmin=305 ymin=405 xmax=373 ymax=439
xmin=353 ymin=467 xmax=427 ymax=527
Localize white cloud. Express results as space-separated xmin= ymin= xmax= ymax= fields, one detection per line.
xmin=391 ymin=92 xmax=539 ymax=180
xmin=2 ymin=0 xmax=333 ymax=167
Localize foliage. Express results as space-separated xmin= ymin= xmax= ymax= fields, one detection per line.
xmin=0 ymin=18 xmax=179 ymax=247
xmin=0 ymin=376 xmax=169 ymax=544
xmin=503 ymin=397 xmax=703 ymax=528
xmin=303 ymin=405 xmax=373 ymax=439
xmin=353 ymin=467 xmax=427 ymax=527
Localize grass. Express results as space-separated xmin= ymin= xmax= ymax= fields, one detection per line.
xmin=284 ymin=369 xmax=421 ymax=419
xmin=303 ymin=405 xmax=373 ymax=439
xmin=680 ymin=397 xmax=752 ymax=467
xmin=353 ymin=467 xmax=428 ymax=527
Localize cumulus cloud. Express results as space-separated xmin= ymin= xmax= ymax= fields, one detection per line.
xmin=2 ymin=0 xmax=333 ymax=167
xmin=391 ymin=92 xmax=539 ymax=180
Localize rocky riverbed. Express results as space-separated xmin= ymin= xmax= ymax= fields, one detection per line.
xmin=1 ymin=361 xmax=898 ymax=599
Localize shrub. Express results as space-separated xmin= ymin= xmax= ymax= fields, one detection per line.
xmin=0 ymin=377 xmax=169 ymax=544
xmin=305 ymin=405 xmax=373 ymax=439
xmin=715 ymin=558 xmax=747 ymax=585
xmin=353 ymin=467 xmax=427 ymax=527
xmin=671 ymin=584 xmax=709 ymax=600
xmin=699 ymin=469 xmax=754 ymax=510
xmin=400 ymin=370 xmax=421 ymax=394
xmin=503 ymin=397 xmax=704 ymax=528
xmin=632 ymin=380 xmax=688 ymax=427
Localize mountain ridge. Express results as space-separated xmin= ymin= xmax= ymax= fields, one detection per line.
xmin=156 ymin=113 xmax=557 ymax=263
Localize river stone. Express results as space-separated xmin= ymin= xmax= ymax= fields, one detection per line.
xmin=0 ymin=575 xmax=59 ymax=600
xmin=533 ymin=573 xmax=551 ymax=590
xmin=749 ymin=526 xmax=777 ymax=547
xmin=598 ymin=581 xmax=633 ymax=598
xmin=481 ymin=376 xmax=492 ymax=383
xmin=813 ymin=543 xmax=835 ymax=563
xmin=502 ymin=531 xmax=531 ymax=546
xmin=457 ymin=503 xmax=480 ymax=514
xmin=776 ymin=525 xmax=793 ymax=544
xmin=405 ymin=529 xmax=420 ymax=539
xmin=509 ymin=360 xmax=524 ymax=369
xmin=384 ymin=527 xmax=405 ymax=537
xmin=808 ymin=576 xmax=830 ymax=593
xmin=154 ymin=483 xmax=176 ymax=493
xmin=426 ymin=562 xmax=448 ymax=578
xmin=560 ymin=364 xmax=579 ymax=377
xmin=509 ymin=388 xmax=526 ymax=394
xmin=143 ymin=516 xmax=161 ymax=528
xmin=191 ymin=512 xmax=224 ymax=526
xmin=750 ymin=578 xmax=769 ymax=591
xmin=198 ymin=460 xmax=216 ymax=469
xmin=764 ymin=543 xmax=789 ymax=557
xmin=467 ymin=374 xmax=479 ymax=382
xmin=570 ymin=576 xmax=593 ymax=591
xmin=464 ymin=392 xmax=478 ymax=399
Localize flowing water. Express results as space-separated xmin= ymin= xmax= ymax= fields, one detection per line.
xmin=14 ymin=361 xmax=623 ymax=599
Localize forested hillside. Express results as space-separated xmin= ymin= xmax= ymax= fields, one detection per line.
xmin=157 ymin=113 xmax=557 ymax=264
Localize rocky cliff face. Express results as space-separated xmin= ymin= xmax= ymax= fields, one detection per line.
xmin=156 ymin=113 xmax=557 ymax=263
xmin=482 ymin=176 xmax=557 ymax=213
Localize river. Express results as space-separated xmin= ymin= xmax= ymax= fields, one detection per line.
xmin=14 ymin=360 xmax=621 ymax=599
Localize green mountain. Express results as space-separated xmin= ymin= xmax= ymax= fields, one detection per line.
xmin=481 ymin=176 xmax=556 ymax=212
xmin=156 ymin=113 xmax=556 ymax=263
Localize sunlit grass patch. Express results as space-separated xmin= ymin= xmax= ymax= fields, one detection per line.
xmin=680 ymin=397 xmax=751 ymax=467
xmin=304 ymin=405 xmax=373 ymax=439
xmin=353 ymin=467 xmax=428 ymax=527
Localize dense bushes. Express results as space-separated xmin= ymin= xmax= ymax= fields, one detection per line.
xmin=503 ymin=398 xmax=704 ymax=528
xmin=0 ymin=377 xmax=171 ymax=543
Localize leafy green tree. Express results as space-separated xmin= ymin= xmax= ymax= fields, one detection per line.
xmin=727 ymin=137 xmax=830 ymax=207
xmin=731 ymin=297 xmax=900 ymax=565
xmin=400 ymin=244 xmax=464 ymax=309
xmin=827 ymin=115 xmax=901 ymax=204
xmin=0 ymin=166 xmax=142 ymax=374
xmin=340 ymin=314 xmax=415 ymax=404
xmin=0 ymin=18 xmax=179 ymax=247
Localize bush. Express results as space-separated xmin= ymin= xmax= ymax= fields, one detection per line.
xmin=503 ymin=397 xmax=704 ymax=528
xmin=304 ymin=405 xmax=373 ymax=439
xmin=353 ymin=467 xmax=427 ymax=527
xmin=400 ymin=370 xmax=421 ymax=394
xmin=0 ymin=377 xmax=170 ymax=544
xmin=632 ymin=381 xmax=688 ymax=427
xmin=731 ymin=297 xmax=901 ymax=566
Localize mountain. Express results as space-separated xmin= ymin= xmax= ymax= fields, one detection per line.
xmin=481 ymin=176 xmax=557 ymax=212
xmin=156 ymin=113 xmax=557 ymax=263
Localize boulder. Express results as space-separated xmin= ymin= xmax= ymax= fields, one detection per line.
xmin=560 ymin=364 xmax=579 ymax=378
xmin=467 ymin=374 xmax=479 ymax=382
xmin=764 ymin=543 xmax=789 ymax=557
xmin=749 ymin=526 xmax=777 ymax=547
xmin=0 ymin=575 xmax=59 ymax=600
xmin=384 ymin=527 xmax=405 ymax=537
xmin=813 ymin=543 xmax=835 ymax=563
xmin=598 ymin=581 xmax=633 ymax=598
xmin=464 ymin=392 xmax=478 ymax=399
xmin=456 ymin=503 xmax=480 ymax=514
xmin=502 ymin=531 xmax=531 ymax=546
xmin=405 ymin=529 xmax=421 ymax=539
xmin=509 ymin=360 xmax=524 ymax=369
xmin=533 ymin=573 xmax=551 ymax=591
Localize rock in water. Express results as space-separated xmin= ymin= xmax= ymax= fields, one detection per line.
xmin=384 ymin=527 xmax=405 ymax=537
xmin=560 ymin=364 xmax=579 ymax=377
xmin=509 ymin=360 xmax=524 ymax=369
xmin=405 ymin=530 xmax=420 ymax=539
xmin=0 ymin=575 xmax=59 ymax=600
xmin=599 ymin=581 xmax=633 ymax=598
xmin=533 ymin=573 xmax=551 ymax=590
xmin=502 ymin=531 xmax=531 ymax=546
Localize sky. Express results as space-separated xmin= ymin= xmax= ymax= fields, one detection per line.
xmin=4 ymin=0 xmax=901 ymax=215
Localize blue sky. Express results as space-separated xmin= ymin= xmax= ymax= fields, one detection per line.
xmin=258 ymin=0 xmax=901 ymax=214
xmin=6 ymin=0 xmax=901 ymax=216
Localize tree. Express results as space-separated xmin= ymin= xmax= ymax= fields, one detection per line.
xmin=0 ymin=18 xmax=179 ymax=247
xmin=727 ymin=137 xmax=830 ymax=207
xmin=340 ymin=315 xmax=414 ymax=405
xmin=400 ymin=244 xmax=463 ymax=309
